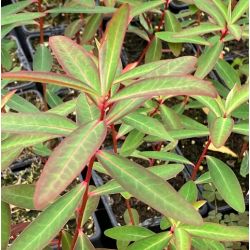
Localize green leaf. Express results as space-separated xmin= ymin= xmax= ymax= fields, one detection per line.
xmin=2 ymin=0 xmax=33 ymax=17
xmin=33 ymin=44 xmax=53 ymax=72
xmin=34 ymin=120 xmax=106 ymax=209
xmin=64 ymin=19 xmax=83 ymax=38
xmin=2 ymin=113 xmax=77 ymax=136
xmin=215 ymin=59 xmax=240 ymax=89
xmin=46 ymin=89 xmax=63 ymax=108
xmin=124 ymin=208 xmax=140 ymax=225
xmin=8 ymin=184 xmax=85 ymax=250
xmin=1 ymin=146 xmax=22 ymax=170
xmin=145 ymin=37 xmax=162 ymax=63
xmin=99 ymin=4 xmax=129 ymax=95
xmin=206 ymin=156 xmax=245 ymax=212
xmin=2 ymin=184 xmax=35 ymax=210
xmin=175 ymin=228 xmax=191 ymax=250
xmin=110 ymin=76 xmax=217 ymax=102
xmin=156 ymin=31 xmax=211 ymax=46
xmin=127 ymin=232 xmax=172 ymax=250
xmin=228 ymin=24 xmax=242 ymax=40
xmin=164 ymin=10 xmax=182 ymax=57
xmin=240 ymin=151 xmax=249 ymax=177
xmin=212 ymin=0 xmax=228 ymax=19
xmin=225 ymin=84 xmax=249 ymax=115
xmin=181 ymin=222 xmax=249 ymax=241
xmin=160 ymin=105 xmax=183 ymax=130
xmin=75 ymin=231 xmax=95 ymax=250
xmin=179 ymin=114 xmax=207 ymax=130
xmin=49 ymin=36 xmax=100 ymax=93
xmin=33 ymin=143 xmax=52 ymax=157
xmin=76 ymin=94 xmax=100 ymax=125
xmin=179 ymin=181 xmax=198 ymax=203
xmin=62 ymin=230 xmax=72 ymax=250
xmin=209 ymin=117 xmax=234 ymax=148
xmin=2 ymin=71 xmax=97 ymax=95
xmin=105 ymin=226 xmax=155 ymax=241
xmin=193 ymin=0 xmax=226 ymax=26
xmin=195 ymin=36 xmax=224 ymax=79
xmin=97 ymin=151 xmax=203 ymax=225
xmin=1 ymin=202 xmax=11 ymax=250
xmin=1 ymin=12 xmax=45 ymax=25
xmin=122 ymin=112 xmax=173 ymax=141
xmin=46 ymin=6 xmax=116 ymax=14
xmin=174 ymin=23 xmax=222 ymax=38
xmin=233 ymin=121 xmax=248 ymax=135
xmin=231 ymin=0 xmax=249 ymax=24
xmin=195 ymin=172 xmax=212 ymax=185
xmin=47 ymin=99 xmax=77 ymax=116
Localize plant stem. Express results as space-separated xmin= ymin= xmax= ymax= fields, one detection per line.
xmin=70 ymin=156 xmax=95 ymax=250
xmin=37 ymin=0 xmax=44 ymax=44
xmin=125 ymin=199 xmax=135 ymax=225
xmin=191 ymin=138 xmax=211 ymax=180
xmin=57 ymin=231 xmax=62 ymax=250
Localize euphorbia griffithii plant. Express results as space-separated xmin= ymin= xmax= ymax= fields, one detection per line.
xmin=1 ymin=1 xmax=249 ymax=250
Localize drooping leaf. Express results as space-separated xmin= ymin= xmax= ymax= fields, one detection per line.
xmin=2 ymin=113 xmax=77 ymax=136
xmin=99 ymin=4 xmax=129 ymax=95
xmin=179 ymin=181 xmax=198 ymax=203
xmin=34 ymin=120 xmax=106 ymax=209
xmin=181 ymin=222 xmax=249 ymax=241
xmin=175 ymin=228 xmax=191 ymax=250
xmin=1 ymin=202 xmax=11 ymax=250
xmin=97 ymin=151 xmax=203 ymax=225
xmin=2 ymin=184 xmax=35 ymax=210
xmin=209 ymin=117 xmax=234 ymax=148
xmin=231 ymin=0 xmax=249 ymax=24
xmin=8 ymin=184 xmax=86 ymax=250
xmin=206 ymin=156 xmax=245 ymax=212
xmin=33 ymin=44 xmax=53 ymax=72
xmin=49 ymin=36 xmax=100 ymax=93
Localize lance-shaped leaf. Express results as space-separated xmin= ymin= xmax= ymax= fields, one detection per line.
xmin=160 ymin=105 xmax=183 ymax=130
xmin=195 ymin=37 xmax=224 ymax=79
xmin=2 ymin=113 xmax=77 ymax=136
xmin=34 ymin=120 xmax=106 ymax=209
xmin=228 ymin=24 xmax=242 ymax=41
xmin=145 ymin=37 xmax=162 ymax=63
xmin=127 ymin=232 xmax=172 ymax=250
xmin=180 ymin=114 xmax=207 ymax=130
xmin=33 ymin=44 xmax=53 ymax=72
xmin=124 ymin=208 xmax=140 ymax=225
xmin=64 ymin=19 xmax=83 ymax=38
xmin=1 ymin=90 xmax=16 ymax=109
xmin=2 ymin=0 xmax=33 ymax=17
xmin=2 ymin=184 xmax=35 ymax=210
xmin=114 ymin=56 xmax=197 ymax=84
xmin=156 ymin=31 xmax=211 ymax=46
xmin=179 ymin=181 xmax=198 ymax=203
xmin=1 ymin=12 xmax=45 ymax=25
xmin=225 ymin=84 xmax=249 ymax=115
xmin=212 ymin=0 xmax=227 ymax=19
xmin=181 ymin=222 xmax=249 ymax=242
xmin=96 ymin=151 xmax=203 ymax=225
xmin=165 ymin=10 xmax=182 ymax=57
xmin=75 ymin=231 xmax=95 ymax=250
xmin=1 ymin=146 xmax=23 ymax=170
xmin=209 ymin=117 xmax=234 ymax=148
xmin=105 ymin=226 xmax=155 ymax=241
xmin=109 ymin=76 xmax=217 ymax=103
xmin=232 ymin=121 xmax=248 ymax=136
xmin=2 ymin=71 xmax=96 ymax=95
xmin=122 ymin=113 xmax=173 ymax=141
xmin=62 ymin=230 xmax=72 ymax=250
xmin=46 ymin=6 xmax=116 ymax=14
xmin=175 ymin=228 xmax=191 ymax=250
xmin=49 ymin=36 xmax=100 ymax=92
xmin=2 ymin=202 xmax=11 ymax=250
xmin=206 ymin=156 xmax=245 ymax=212
xmin=139 ymin=151 xmax=193 ymax=165
xmin=99 ymin=4 xmax=129 ymax=95
xmin=174 ymin=23 xmax=222 ymax=38
xmin=231 ymin=0 xmax=249 ymax=24
xmin=106 ymin=98 xmax=146 ymax=124
xmin=47 ymin=99 xmax=77 ymax=116
xmin=8 ymin=184 xmax=86 ymax=250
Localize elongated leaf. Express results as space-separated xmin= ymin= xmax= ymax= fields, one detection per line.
xmin=160 ymin=105 xmax=183 ymax=130
xmin=2 ymin=71 xmax=97 ymax=95
xmin=122 ymin=112 xmax=173 ymax=141
xmin=33 ymin=44 xmax=53 ymax=72
xmin=75 ymin=231 xmax=95 ymax=250
xmin=145 ymin=37 xmax=162 ymax=63
xmin=2 ymin=184 xmax=35 ymax=210
xmin=195 ymin=37 xmax=224 ymax=79
xmin=99 ymin=4 xmax=129 ymax=95
xmin=212 ymin=0 xmax=227 ymax=19
xmin=2 ymin=0 xmax=33 ymax=17
xmin=97 ymin=151 xmax=203 ymax=225
xmin=35 ymin=120 xmax=106 ymax=209
xmin=165 ymin=10 xmax=182 ymax=57
xmin=181 ymin=222 xmax=249 ymax=241
xmin=231 ymin=0 xmax=249 ymax=23
xmin=114 ymin=56 xmax=197 ymax=84
xmin=49 ymin=36 xmax=100 ymax=92
xmin=215 ymin=59 xmax=240 ymax=89
xmin=105 ymin=226 xmax=154 ymax=241
xmin=206 ymin=156 xmax=245 ymax=212
xmin=110 ymin=76 xmax=217 ymax=102
xmin=8 ymin=184 xmax=85 ymax=250
xmin=228 ymin=24 xmax=242 ymax=40
xmin=2 ymin=113 xmax=77 ymax=136
xmin=195 ymin=172 xmax=212 ymax=184
xmin=124 ymin=208 xmax=140 ymax=225
xmin=47 ymin=99 xmax=77 ymax=116
xmin=174 ymin=23 xmax=222 ymax=38
xmin=209 ymin=117 xmax=234 ymax=148
xmin=179 ymin=181 xmax=198 ymax=203
xmin=62 ymin=230 xmax=72 ymax=250
xmin=1 ymin=12 xmax=45 ymax=25
xmin=2 ymin=202 xmax=11 ymax=250
xmin=232 ymin=121 xmax=248 ymax=135
xmin=175 ymin=228 xmax=191 ymax=250
xmin=46 ymin=6 xmax=115 ymax=14
xmin=1 ymin=146 xmax=23 ymax=170
xmin=127 ymin=232 xmax=172 ymax=250
xmin=64 ymin=19 xmax=83 ymax=38
xmin=33 ymin=143 xmax=52 ymax=157
xmin=180 ymin=114 xmax=207 ymax=130
xmin=225 ymin=84 xmax=249 ymax=115
xmin=139 ymin=151 xmax=193 ymax=165
xmin=156 ymin=31 xmax=211 ymax=46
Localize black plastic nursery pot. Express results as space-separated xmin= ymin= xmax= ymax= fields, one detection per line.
xmin=169 ymin=0 xmax=189 ymax=13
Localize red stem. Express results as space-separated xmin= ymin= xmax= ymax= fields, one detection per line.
xmin=111 ymin=124 xmax=118 ymax=154
xmin=125 ymin=199 xmax=135 ymax=225
xmin=191 ymin=139 xmax=211 ymax=180
xmin=37 ymin=0 xmax=44 ymax=44
xmin=57 ymin=231 xmax=62 ymax=250
xmin=70 ymin=156 xmax=95 ymax=250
